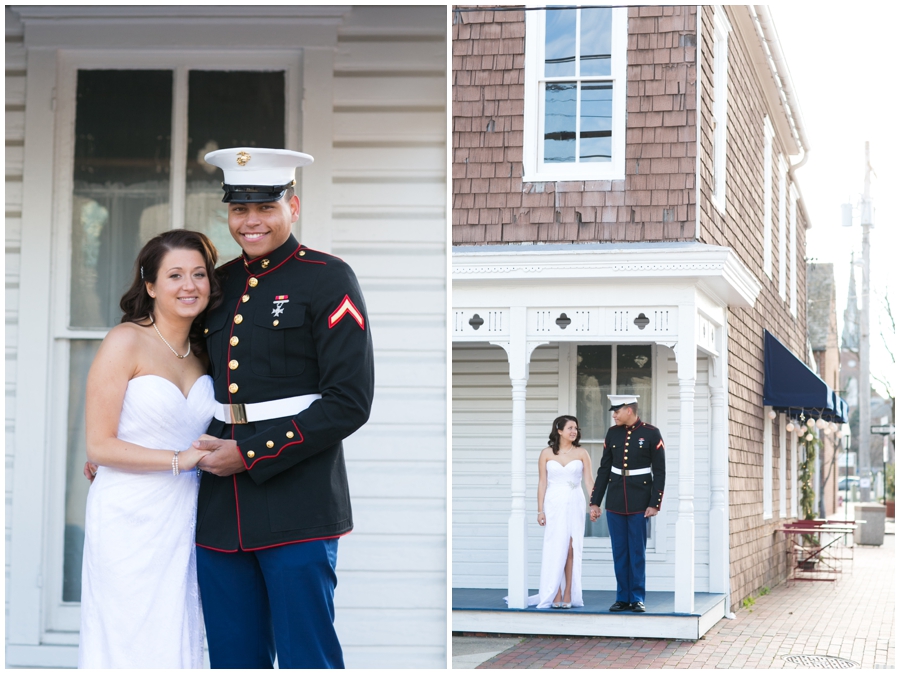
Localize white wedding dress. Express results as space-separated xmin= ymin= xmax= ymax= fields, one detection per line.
xmin=78 ymin=374 xmax=214 ymax=669
xmin=529 ymin=459 xmax=586 ymax=609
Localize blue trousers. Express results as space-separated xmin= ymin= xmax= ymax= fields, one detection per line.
xmin=606 ymin=511 xmax=649 ymax=604
xmin=196 ymin=539 xmax=343 ymax=669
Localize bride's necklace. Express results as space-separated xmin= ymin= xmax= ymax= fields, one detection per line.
xmin=150 ymin=314 xmax=191 ymax=359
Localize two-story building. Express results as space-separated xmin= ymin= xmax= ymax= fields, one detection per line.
xmin=451 ymin=4 xmax=847 ymax=638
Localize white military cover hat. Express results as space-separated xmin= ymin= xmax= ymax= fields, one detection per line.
xmin=608 ymin=394 xmax=639 ymax=411
xmin=204 ymin=147 xmax=314 ymax=203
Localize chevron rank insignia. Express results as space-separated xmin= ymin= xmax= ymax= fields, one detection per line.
xmin=328 ymin=295 xmax=365 ymax=330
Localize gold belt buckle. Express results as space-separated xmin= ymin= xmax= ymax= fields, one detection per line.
xmin=228 ymin=403 xmax=248 ymax=424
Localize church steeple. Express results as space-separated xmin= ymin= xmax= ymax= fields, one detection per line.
xmin=841 ymin=256 xmax=859 ymax=351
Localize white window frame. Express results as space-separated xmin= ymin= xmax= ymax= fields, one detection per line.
xmin=777 ymin=155 xmax=787 ymax=300
xmin=762 ymin=116 xmax=773 ymax=278
xmin=778 ymin=413 xmax=787 ymax=518
xmin=789 ymin=184 xmax=799 ymax=317
xmin=43 ymin=48 xmax=302 ymax=638
xmin=711 ymin=6 xmax=731 ymax=212
xmin=763 ymin=407 xmax=773 ymax=520
xmin=523 ymin=6 xmax=627 ymax=182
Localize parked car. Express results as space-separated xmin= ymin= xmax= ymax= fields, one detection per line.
xmin=838 ymin=476 xmax=860 ymax=502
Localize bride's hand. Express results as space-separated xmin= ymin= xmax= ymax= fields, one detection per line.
xmin=83 ymin=461 xmax=99 ymax=482
xmin=178 ymin=447 xmax=213 ymax=471
xmin=537 ymin=512 xmax=546 ymax=526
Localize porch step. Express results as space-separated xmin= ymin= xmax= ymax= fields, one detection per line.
xmin=453 ymin=588 xmax=727 ymax=640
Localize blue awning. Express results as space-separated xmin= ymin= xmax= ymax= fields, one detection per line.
xmin=762 ymin=330 xmax=848 ymax=423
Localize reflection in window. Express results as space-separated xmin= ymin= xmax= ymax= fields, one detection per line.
xmin=186 ymin=70 xmax=286 ymax=262
xmin=542 ymin=7 xmax=614 ymax=166
xmin=70 ymin=70 xmax=173 ymax=329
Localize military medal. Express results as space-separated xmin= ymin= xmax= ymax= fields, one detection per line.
xmin=272 ymin=295 xmax=289 ymax=317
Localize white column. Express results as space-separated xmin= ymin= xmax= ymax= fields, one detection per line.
xmin=674 ymin=305 xmax=697 ymax=614
xmin=708 ymin=356 xmax=728 ymax=595
xmin=493 ymin=307 xmax=546 ymax=609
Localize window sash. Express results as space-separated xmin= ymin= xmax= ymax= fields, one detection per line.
xmin=524 ymin=6 xmax=626 ymax=182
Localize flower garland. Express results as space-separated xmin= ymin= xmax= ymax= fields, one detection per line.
xmin=796 ymin=416 xmax=821 ymax=546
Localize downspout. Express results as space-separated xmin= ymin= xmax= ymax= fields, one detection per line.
xmin=750 ymin=5 xmax=810 ymax=171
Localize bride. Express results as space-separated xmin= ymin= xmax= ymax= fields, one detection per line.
xmin=531 ymin=415 xmax=594 ymax=609
xmin=78 ymin=230 xmax=220 ymax=668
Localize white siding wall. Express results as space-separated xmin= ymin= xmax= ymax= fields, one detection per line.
xmin=5 ymin=10 xmax=26 ymax=637
xmin=452 ymin=344 xmax=712 ymax=594
xmin=332 ymin=6 xmax=446 ymax=669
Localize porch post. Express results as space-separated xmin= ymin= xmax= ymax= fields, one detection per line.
xmin=493 ymin=307 xmax=546 ymax=609
xmin=674 ymin=305 xmax=697 ymax=614
xmin=708 ymin=354 xmax=728 ymax=595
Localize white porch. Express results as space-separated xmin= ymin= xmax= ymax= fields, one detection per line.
xmin=451 ymin=242 xmax=761 ymax=625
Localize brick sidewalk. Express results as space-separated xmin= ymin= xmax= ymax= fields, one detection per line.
xmin=476 ymin=534 xmax=894 ymax=669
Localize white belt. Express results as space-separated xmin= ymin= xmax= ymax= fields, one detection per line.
xmin=214 ymin=393 xmax=321 ymax=425
xmin=611 ymin=466 xmax=652 ymax=477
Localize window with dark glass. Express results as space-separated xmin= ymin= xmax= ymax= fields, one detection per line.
xmin=576 ymin=344 xmax=654 ymax=539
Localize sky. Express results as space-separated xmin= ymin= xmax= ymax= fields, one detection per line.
xmin=770 ymin=5 xmax=899 ymax=400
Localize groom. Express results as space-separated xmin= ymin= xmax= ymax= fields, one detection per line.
xmin=589 ymin=395 xmax=665 ymax=614
xmin=192 ymin=147 xmax=374 ymax=668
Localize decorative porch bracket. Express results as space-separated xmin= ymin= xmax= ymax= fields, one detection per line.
xmin=491 ymin=306 xmax=548 ymax=609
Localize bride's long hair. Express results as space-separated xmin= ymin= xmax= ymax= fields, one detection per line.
xmin=119 ymin=230 xmax=223 ymax=355
xmin=548 ymin=415 xmax=582 ymax=455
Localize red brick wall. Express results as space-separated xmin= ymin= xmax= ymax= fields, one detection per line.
xmin=696 ymin=5 xmax=811 ymax=607
xmin=452 ymin=5 xmax=698 ymax=244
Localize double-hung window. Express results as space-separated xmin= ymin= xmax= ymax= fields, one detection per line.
xmin=523 ymin=6 xmax=627 ymax=182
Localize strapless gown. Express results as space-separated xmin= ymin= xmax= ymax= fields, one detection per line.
xmin=529 ymin=459 xmax=586 ymax=608
xmin=78 ymin=374 xmax=215 ymax=669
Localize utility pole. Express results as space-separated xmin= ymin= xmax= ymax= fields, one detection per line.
xmin=859 ymin=141 xmax=873 ymax=502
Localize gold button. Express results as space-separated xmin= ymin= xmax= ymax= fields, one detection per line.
xmin=261 ymin=259 xmax=270 ymax=268
xmin=242 ymin=294 xmax=250 ymax=303
xmin=286 ymin=431 xmax=294 ymax=439
xmin=266 ymin=441 xmax=274 ymax=449
xmin=229 ymin=360 xmax=239 ymax=370
xmin=204 ymin=328 xmax=209 ymax=334
xmin=230 ymin=336 xmax=239 ymax=346
xmin=249 ymin=277 xmax=258 ymax=287
xmin=247 ymin=450 xmax=255 ymax=458
xmin=273 ymin=320 xmax=280 ymax=327
xmin=234 ymin=314 xmax=243 ymax=324
xmin=229 ymin=383 xmax=239 ymax=394
xmin=299 ymin=250 xmax=306 ymax=257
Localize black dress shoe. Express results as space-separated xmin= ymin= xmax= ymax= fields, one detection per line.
xmin=631 ymin=601 xmax=646 ymax=613
xmin=609 ymin=601 xmax=632 ymax=612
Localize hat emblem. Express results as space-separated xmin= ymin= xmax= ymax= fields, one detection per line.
xmin=236 ymin=151 xmax=251 ymax=166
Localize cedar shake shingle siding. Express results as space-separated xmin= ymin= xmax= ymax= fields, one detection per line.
xmin=453 ymin=6 xmax=697 ymax=244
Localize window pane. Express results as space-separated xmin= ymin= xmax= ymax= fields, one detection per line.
xmin=616 ymin=344 xmax=653 ymax=423
xmin=70 ymin=70 xmax=173 ymax=328
xmin=580 ymin=8 xmax=612 ymax=77
xmin=576 ymin=345 xmax=612 ymax=441
xmin=186 ymin=70 xmax=286 ymax=261
xmin=62 ymin=340 xmax=102 ymax=602
xmin=544 ymin=82 xmax=577 ymax=163
xmin=545 ymin=8 xmax=576 ymax=77
xmin=580 ymin=82 xmax=613 ymax=162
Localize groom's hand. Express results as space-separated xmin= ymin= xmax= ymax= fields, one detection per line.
xmin=193 ymin=436 xmax=247 ymax=476
xmin=644 ymin=507 xmax=659 ymax=518
xmin=589 ymin=504 xmax=601 ymax=521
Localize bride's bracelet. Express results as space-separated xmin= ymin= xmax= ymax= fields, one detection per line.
xmin=172 ymin=450 xmax=180 ymax=477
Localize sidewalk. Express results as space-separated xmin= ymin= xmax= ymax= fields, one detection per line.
xmin=454 ymin=529 xmax=894 ymax=669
